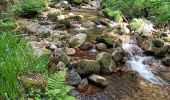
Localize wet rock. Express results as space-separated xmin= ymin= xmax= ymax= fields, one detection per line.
xmin=96 ymin=52 xmax=116 ymax=74
xmin=152 ymin=39 xmax=164 ymax=48
xmin=161 ymin=56 xmax=170 ymax=67
xmin=120 ymin=23 xmax=130 ymax=35
xmin=58 ymin=19 xmax=70 ymax=29
xmin=96 ymin=34 xmax=113 ymax=48
xmin=74 ymin=0 xmax=83 ymax=4
xmin=112 ymin=47 xmax=125 ymax=62
xmin=88 ymin=74 xmax=108 ymax=87
xmin=82 ymin=21 xmax=96 ymax=28
xmin=37 ymin=27 xmax=51 ymax=38
xmin=76 ymin=59 xmax=100 ymax=75
xmin=67 ymin=69 xmax=81 ymax=86
xmin=69 ymin=33 xmax=87 ymax=48
xmin=56 ymin=61 xmax=66 ymax=71
xmin=78 ymin=78 xmax=89 ymax=92
xmin=99 ymin=18 xmax=110 ymax=26
xmin=53 ymin=48 xmax=71 ymax=66
xmin=96 ymin=43 xmax=107 ymax=51
xmin=80 ymin=42 xmax=93 ymax=50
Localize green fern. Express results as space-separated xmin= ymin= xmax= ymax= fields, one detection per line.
xmin=46 ymin=69 xmax=75 ymax=100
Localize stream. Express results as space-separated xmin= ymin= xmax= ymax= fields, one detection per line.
xmin=22 ymin=4 xmax=170 ymax=100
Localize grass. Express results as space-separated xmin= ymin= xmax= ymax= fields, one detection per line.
xmin=0 ymin=31 xmax=48 ymax=99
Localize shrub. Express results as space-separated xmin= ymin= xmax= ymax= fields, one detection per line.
xmin=129 ymin=18 xmax=145 ymax=30
xmin=12 ymin=0 xmax=47 ymax=18
xmin=102 ymin=0 xmax=170 ymax=24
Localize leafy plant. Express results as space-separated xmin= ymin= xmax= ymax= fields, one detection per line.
xmin=46 ymin=69 xmax=75 ymax=100
xmin=12 ymin=0 xmax=47 ymax=18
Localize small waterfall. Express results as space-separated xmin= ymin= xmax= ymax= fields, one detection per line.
xmin=122 ymin=35 xmax=166 ymax=85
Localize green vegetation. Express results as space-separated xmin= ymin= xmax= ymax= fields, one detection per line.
xmin=12 ymin=0 xmax=47 ymax=17
xmin=0 ymin=18 xmax=16 ymax=31
xmin=47 ymin=69 xmax=75 ymax=100
xmin=0 ymin=32 xmax=48 ymax=99
xmin=102 ymin=0 xmax=170 ymax=23
xmin=129 ymin=18 xmax=145 ymax=30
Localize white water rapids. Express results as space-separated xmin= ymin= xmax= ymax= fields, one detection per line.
xmin=122 ymin=37 xmax=167 ymax=85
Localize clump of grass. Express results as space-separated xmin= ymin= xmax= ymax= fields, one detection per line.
xmin=0 ymin=18 xmax=16 ymax=31
xmin=105 ymin=9 xmax=123 ymax=22
xmin=129 ymin=18 xmax=144 ymax=30
xmin=0 ymin=32 xmax=48 ymax=99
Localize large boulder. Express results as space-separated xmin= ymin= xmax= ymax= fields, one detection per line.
xmin=88 ymin=74 xmax=108 ymax=87
xmin=96 ymin=52 xmax=116 ymax=74
xmin=69 ymin=33 xmax=87 ymax=48
xmin=76 ymin=59 xmax=100 ymax=75
xmin=112 ymin=47 xmax=125 ymax=62
xmin=154 ymin=45 xmax=169 ymax=57
xmin=82 ymin=21 xmax=96 ymax=28
xmin=161 ymin=56 xmax=170 ymax=67
xmin=96 ymin=34 xmax=114 ymax=48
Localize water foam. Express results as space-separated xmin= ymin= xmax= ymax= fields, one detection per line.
xmin=122 ymin=43 xmax=166 ymax=85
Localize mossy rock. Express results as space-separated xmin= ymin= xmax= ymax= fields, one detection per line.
xmin=76 ymin=59 xmax=100 ymax=75
xmin=96 ymin=34 xmax=114 ymax=48
xmin=112 ymin=47 xmax=125 ymax=62
xmin=96 ymin=52 xmax=116 ymax=74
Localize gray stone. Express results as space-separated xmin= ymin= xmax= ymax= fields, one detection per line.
xmin=161 ymin=56 xmax=170 ymax=67
xmin=112 ymin=47 xmax=125 ymax=62
xmin=70 ymin=33 xmax=87 ymax=48
xmin=88 ymin=74 xmax=108 ymax=87
xmin=152 ymin=39 xmax=164 ymax=48
xmin=67 ymin=69 xmax=81 ymax=86
xmin=96 ymin=43 xmax=107 ymax=51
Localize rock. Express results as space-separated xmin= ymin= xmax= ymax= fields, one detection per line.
xmin=141 ymin=40 xmax=154 ymax=53
xmin=120 ymin=23 xmax=130 ymax=35
xmin=96 ymin=34 xmax=113 ymax=48
xmin=66 ymin=69 xmax=81 ymax=86
xmin=96 ymin=43 xmax=107 ymax=51
xmin=47 ymin=9 xmax=61 ymax=21
xmin=53 ymin=48 xmax=71 ymax=66
xmin=112 ymin=47 xmax=125 ymax=62
xmin=161 ymin=56 xmax=170 ymax=67
xmin=77 ymin=78 xmax=89 ymax=92
xmin=152 ymin=39 xmax=164 ymax=48
xmin=154 ymin=45 xmax=169 ymax=57
xmin=69 ymin=33 xmax=87 ymax=48
xmin=64 ymin=47 xmax=76 ymax=55
xmin=88 ymin=74 xmax=108 ymax=87
xmin=96 ymin=52 xmax=116 ymax=74
xmin=56 ymin=61 xmax=66 ymax=71
xmin=80 ymin=42 xmax=93 ymax=50
xmin=74 ymin=0 xmax=83 ymax=4
xmin=76 ymin=59 xmax=100 ymax=75
xmin=113 ymin=38 xmax=123 ymax=48
xmin=83 ymin=0 xmax=91 ymax=3
xmin=58 ymin=19 xmax=70 ymax=29
xmin=37 ymin=27 xmax=51 ymax=38
xmin=163 ymin=37 xmax=170 ymax=42
xmin=82 ymin=21 xmax=96 ymax=28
